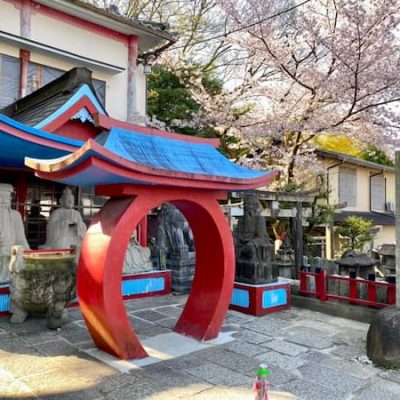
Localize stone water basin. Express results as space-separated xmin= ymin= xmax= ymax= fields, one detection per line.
xmin=9 ymin=246 xmax=76 ymax=329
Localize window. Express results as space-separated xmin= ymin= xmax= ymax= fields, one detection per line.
xmin=23 ymin=178 xmax=107 ymax=249
xmin=0 ymin=54 xmax=20 ymax=107
xmin=79 ymin=187 xmax=107 ymax=226
xmin=339 ymin=167 xmax=357 ymax=207
xmin=93 ymin=78 xmax=106 ymax=106
xmin=27 ymin=62 xmax=106 ymax=106
xmin=27 ymin=62 xmax=64 ymax=95
xmin=371 ymin=174 xmax=386 ymax=211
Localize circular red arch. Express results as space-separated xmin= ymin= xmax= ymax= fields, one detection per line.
xmin=77 ymin=185 xmax=235 ymax=360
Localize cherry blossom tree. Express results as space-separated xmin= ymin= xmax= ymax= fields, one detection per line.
xmin=218 ymin=0 xmax=400 ymax=185
xmin=85 ymin=0 xmax=400 ymax=187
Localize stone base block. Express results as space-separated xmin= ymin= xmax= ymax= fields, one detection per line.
xmin=229 ymin=281 xmax=291 ymax=316
xmin=235 ymin=260 xmax=278 ymax=285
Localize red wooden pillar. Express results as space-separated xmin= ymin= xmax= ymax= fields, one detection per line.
xmin=78 ymin=185 xmax=234 ymax=360
xmin=16 ymin=172 xmax=27 ymax=219
xmin=387 ymin=283 xmax=396 ymax=305
xmin=367 ymin=275 xmax=377 ymax=304
xmin=127 ymin=35 xmax=138 ymax=123
xmin=299 ymin=271 xmax=307 ymax=294
xmin=19 ymin=49 xmax=30 ymax=99
xmin=349 ymin=278 xmax=357 ymax=302
xmin=316 ymin=269 xmax=327 ymax=301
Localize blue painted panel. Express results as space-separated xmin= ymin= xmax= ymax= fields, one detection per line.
xmin=0 ymin=293 xmax=10 ymax=312
xmin=262 ymin=288 xmax=287 ymax=309
xmin=122 ymin=277 xmax=165 ymax=296
xmin=230 ymin=288 xmax=249 ymax=308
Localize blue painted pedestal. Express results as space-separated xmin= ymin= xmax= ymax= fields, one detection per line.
xmin=229 ymin=281 xmax=291 ymax=316
xmin=0 ymin=270 xmax=171 ymax=316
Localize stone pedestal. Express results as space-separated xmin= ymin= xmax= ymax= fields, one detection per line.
xmin=235 ymin=259 xmax=278 ymax=285
xmin=230 ymin=281 xmax=291 ymax=316
xmin=168 ymin=252 xmax=196 ymax=293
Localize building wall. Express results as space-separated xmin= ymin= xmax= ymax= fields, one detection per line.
xmin=374 ymin=226 xmax=395 ymax=247
xmin=30 ymin=12 xmax=128 ymax=69
xmin=324 ymin=157 xmax=396 ymax=257
xmin=327 ymin=165 xmax=339 ymax=205
xmin=0 ymin=42 xmax=20 ymax=58
xmin=354 ymin=167 xmax=370 ymax=211
xmin=0 ymin=1 xmax=20 ymax=35
xmin=29 ymin=52 xmax=129 ymax=121
xmin=385 ymin=172 xmax=395 ymax=208
xmin=0 ymin=0 xmax=149 ymax=121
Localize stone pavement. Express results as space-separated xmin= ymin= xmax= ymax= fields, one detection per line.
xmin=1 ymin=294 xmax=400 ymax=399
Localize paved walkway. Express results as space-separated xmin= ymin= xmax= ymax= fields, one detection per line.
xmin=0 ymin=295 xmax=399 ymax=399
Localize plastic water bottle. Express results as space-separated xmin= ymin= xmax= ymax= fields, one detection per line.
xmin=254 ymin=363 xmax=270 ymax=400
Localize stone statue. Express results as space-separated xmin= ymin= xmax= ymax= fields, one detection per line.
xmin=155 ymin=204 xmax=194 ymax=259
xmin=235 ymin=194 xmax=270 ymax=262
xmin=123 ymin=233 xmax=153 ymax=274
xmin=0 ymin=183 xmax=30 ymax=283
xmin=154 ymin=203 xmax=195 ymax=292
xmin=234 ymin=193 xmax=277 ymax=284
xmin=41 ymin=187 xmax=86 ymax=250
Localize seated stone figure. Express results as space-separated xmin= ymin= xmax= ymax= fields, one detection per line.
xmin=123 ymin=232 xmax=153 ymax=274
xmin=234 ymin=194 xmax=277 ymax=284
xmin=153 ymin=204 xmax=195 ymax=293
xmin=41 ymin=187 xmax=86 ymax=250
xmin=235 ymin=194 xmax=269 ymax=261
xmin=155 ymin=204 xmax=194 ymax=258
xmin=0 ymin=183 xmax=30 ymax=283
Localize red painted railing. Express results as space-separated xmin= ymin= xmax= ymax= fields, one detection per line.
xmin=299 ymin=269 xmax=396 ymax=308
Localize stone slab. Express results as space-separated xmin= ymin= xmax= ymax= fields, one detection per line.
xmin=262 ymin=339 xmax=309 ymax=357
xmin=184 ymin=362 xmax=253 ymax=387
xmin=298 ymin=361 xmax=367 ymax=397
xmin=84 ymin=331 xmax=236 ymax=372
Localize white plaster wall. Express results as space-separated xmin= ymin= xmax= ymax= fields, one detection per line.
xmin=327 ymin=165 xmax=339 ymax=205
xmin=104 ymin=69 xmax=128 ymax=121
xmin=135 ymin=65 xmax=147 ymax=117
xmin=0 ymin=42 xmax=20 ymax=58
xmin=354 ymin=167 xmax=370 ymax=212
xmin=385 ymin=172 xmax=395 ymax=205
xmin=0 ymin=3 xmax=149 ymax=122
xmin=30 ymin=12 xmax=128 ymax=69
xmin=30 ymin=51 xmax=128 ymax=121
xmin=374 ymin=226 xmax=395 ymax=247
xmin=0 ymin=1 xmax=21 ymax=36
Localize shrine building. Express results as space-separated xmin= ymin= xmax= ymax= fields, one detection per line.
xmin=0 ymin=0 xmax=175 ymax=247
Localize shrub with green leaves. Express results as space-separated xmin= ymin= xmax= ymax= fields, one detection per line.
xmin=336 ymin=216 xmax=374 ymax=252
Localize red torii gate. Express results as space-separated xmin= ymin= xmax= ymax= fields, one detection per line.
xmin=26 ymin=128 xmax=277 ymax=360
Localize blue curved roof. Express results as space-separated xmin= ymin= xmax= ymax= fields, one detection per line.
xmin=99 ymin=127 xmax=266 ymax=180
xmin=0 ymin=114 xmax=83 ymax=167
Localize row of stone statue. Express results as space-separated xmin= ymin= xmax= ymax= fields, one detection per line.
xmin=0 ymin=180 xmax=279 ymax=287
xmin=0 ymin=184 xmax=86 ymax=282
xmin=0 ymin=183 xmax=196 ymax=283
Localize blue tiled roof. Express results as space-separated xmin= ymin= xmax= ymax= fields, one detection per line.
xmin=101 ymin=127 xmax=266 ymax=180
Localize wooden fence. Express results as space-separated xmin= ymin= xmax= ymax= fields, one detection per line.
xmin=299 ymin=269 xmax=396 ymax=308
